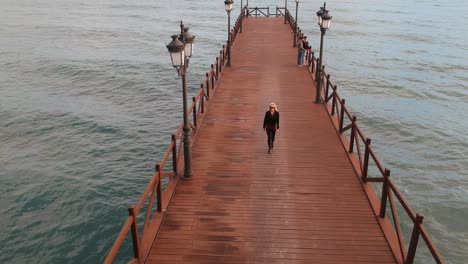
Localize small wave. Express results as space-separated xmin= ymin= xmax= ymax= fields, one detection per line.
xmin=383 ymin=32 xmax=435 ymax=44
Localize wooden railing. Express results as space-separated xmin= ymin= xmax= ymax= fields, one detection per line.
xmin=103 ymin=10 xmax=244 ymax=264
xmin=275 ymin=7 xmax=283 ymax=17
xmin=244 ymin=6 xmax=271 ymax=17
xmin=284 ymin=10 xmax=444 ymax=264
xmin=242 ymin=6 xmax=289 ymax=18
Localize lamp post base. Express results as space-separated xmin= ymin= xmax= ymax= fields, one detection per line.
xmin=227 ymin=44 xmax=231 ymax=67
xmin=182 ymin=128 xmax=193 ymax=180
xmin=180 ymin=174 xmax=194 ymax=181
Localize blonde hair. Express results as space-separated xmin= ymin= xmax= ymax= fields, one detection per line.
xmin=269 ymin=102 xmax=278 ymax=112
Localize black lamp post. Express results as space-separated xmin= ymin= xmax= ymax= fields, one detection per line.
xmin=293 ymin=0 xmax=299 ymax=47
xmin=284 ymin=0 xmax=288 ymax=24
xmin=315 ymin=2 xmax=332 ymax=104
xmin=225 ymin=0 xmax=234 ymax=67
xmin=166 ymin=21 xmax=195 ymax=179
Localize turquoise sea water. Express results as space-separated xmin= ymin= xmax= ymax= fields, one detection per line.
xmin=0 ymin=0 xmax=467 ymax=263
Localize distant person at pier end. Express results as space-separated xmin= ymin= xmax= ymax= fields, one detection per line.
xmin=263 ymin=102 xmax=280 ymax=154
xmin=297 ymin=36 xmax=305 ymax=66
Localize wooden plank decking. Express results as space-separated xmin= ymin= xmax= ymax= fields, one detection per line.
xmin=147 ymin=17 xmax=397 ymax=263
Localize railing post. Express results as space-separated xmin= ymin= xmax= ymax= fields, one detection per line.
xmin=339 ymin=99 xmax=346 ymax=132
xmin=221 ymin=46 xmax=225 ymax=65
xmin=211 ymin=73 xmax=215 ymax=89
xmin=171 ymin=134 xmax=177 ymax=174
xmin=240 ymin=6 xmax=243 ymax=33
xmin=128 ymin=206 xmax=140 ymax=260
xmin=379 ymin=169 xmax=391 ymax=217
xmin=201 ymin=92 xmax=205 ymax=113
xmin=311 ymin=52 xmax=315 ymax=74
xmin=349 ymin=116 xmax=357 ymax=153
xmin=192 ymin=97 xmax=197 ymax=127
xmin=220 ymin=51 xmax=223 ymax=72
xmin=215 ymin=57 xmax=220 ymax=79
xmin=325 ymin=74 xmax=331 ymax=99
xmin=362 ymin=138 xmax=371 ymax=182
xmin=210 ymin=65 xmax=215 ymax=89
xmin=406 ymin=213 xmax=424 ymax=264
xmin=155 ymin=164 xmax=162 ymax=212
xmin=284 ymin=8 xmax=287 ymax=23
xmin=331 ymin=85 xmax=337 ymax=115
xmin=205 ymin=73 xmax=210 ymax=95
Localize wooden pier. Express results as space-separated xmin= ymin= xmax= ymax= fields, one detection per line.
xmin=105 ymin=8 xmax=444 ymax=264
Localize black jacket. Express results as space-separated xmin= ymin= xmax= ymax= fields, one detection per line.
xmin=263 ymin=111 xmax=280 ymax=129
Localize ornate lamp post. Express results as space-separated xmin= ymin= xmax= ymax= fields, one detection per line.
xmin=225 ymin=0 xmax=234 ymax=67
xmin=293 ymin=0 xmax=300 ymax=47
xmin=166 ymin=21 xmax=195 ymax=179
xmin=315 ymin=2 xmax=332 ymax=104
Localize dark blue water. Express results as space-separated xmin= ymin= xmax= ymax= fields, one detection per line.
xmin=0 ymin=0 xmax=466 ymax=263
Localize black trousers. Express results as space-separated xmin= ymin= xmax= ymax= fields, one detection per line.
xmin=266 ymin=128 xmax=276 ymax=148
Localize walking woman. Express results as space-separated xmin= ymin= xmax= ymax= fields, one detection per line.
xmin=263 ymin=102 xmax=280 ymax=154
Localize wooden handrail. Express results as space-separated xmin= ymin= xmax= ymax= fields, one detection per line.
xmin=141 ymin=169 xmax=159 ymax=238
xmin=103 ymin=217 xmax=133 ymax=264
xmin=389 ymin=191 xmax=407 ymax=262
xmin=285 ymin=18 xmax=445 ymax=264
xmin=104 ymin=10 xmax=246 ymax=263
xmin=248 ymin=7 xmax=270 ymax=17
xmin=388 ymin=180 xmax=417 ymax=221
xmin=159 ymin=141 xmax=175 ymax=170
xmin=419 ymin=224 xmax=444 ymax=263
xmin=134 ymin=171 xmax=159 ymax=213
xmin=369 ymin=146 xmax=387 ymax=176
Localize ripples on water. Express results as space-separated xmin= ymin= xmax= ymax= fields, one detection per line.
xmin=0 ymin=0 xmax=466 ymax=263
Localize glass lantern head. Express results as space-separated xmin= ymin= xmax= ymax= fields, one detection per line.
xmin=166 ymin=35 xmax=185 ymax=68
xmin=321 ymin=11 xmax=332 ymax=29
xmin=316 ymin=7 xmax=324 ymax=25
xmin=225 ymin=0 xmax=234 ymax=12
xmin=183 ymin=27 xmax=195 ymax=58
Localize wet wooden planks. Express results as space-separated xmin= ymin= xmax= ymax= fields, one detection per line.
xmin=147 ymin=17 xmax=397 ymax=263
